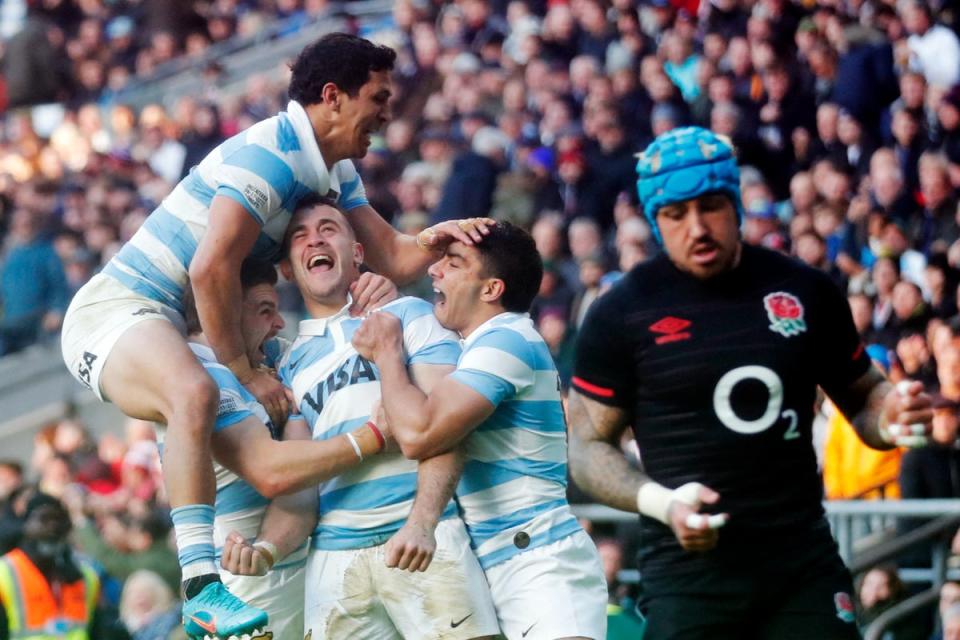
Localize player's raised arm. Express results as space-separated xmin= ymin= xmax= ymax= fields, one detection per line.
xmin=190 ymin=195 xmax=290 ymax=426
xmin=348 ymin=204 xmax=493 ymax=285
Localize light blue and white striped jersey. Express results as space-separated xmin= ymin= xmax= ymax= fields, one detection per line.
xmin=186 ymin=342 xmax=308 ymax=570
xmin=451 ymin=312 xmax=581 ymax=569
xmin=103 ymin=100 xmax=368 ymax=313
xmin=278 ymin=296 xmax=461 ymax=551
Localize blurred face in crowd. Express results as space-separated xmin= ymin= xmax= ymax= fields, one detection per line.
xmin=933 ymin=406 xmax=959 ymax=445
xmin=939 ymin=101 xmax=960 ymax=132
xmin=23 ymin=503 xmax=71 ymax=547
xmin=902 ymin=2 xmax=931 ymax=36
xmin=859 ymin=568 xmax=893 ymax=609
xmin=872 ymin=165 xmax=904 ymax=207
xmin=0 ymin=464 xmax=22 ymax=501
xmin=790 ymin=173 xmax=817 ymax=213
xmin=568 ymin=221 xmax=601 ymax=260
xmin=794 ymin=232 xmax=826 ymax=267
xmin=764 ymin=68 xmax=790 ymax=102
xmin=900 ymin=73 xmax=926 ymax=109
xmin=920 ymin=160 xmax=951 ymax=209
xmin=848 ymin=294 xmax=872 ymax=336
xmin=532 ymin=218 xmax=563 ymax=259
xmin=892 ymin=281 xmax=923 ymax=320
xmin=538 ymin=312 xmax=568 ymax=351
xmin=872 ymin=258 xmax=899 ymax=297
xmin=937 ymin=337 xmax=960 ymax=399
xmin=817 ymin=104 xmax=839 ymax=142
xmin=897 ymin=333 xmax=929 ymax=375
xmin=942 ymin=582 xmax=960 ymax=618
xmin=597 ymin=539 xmax=624 ymax=586
xmin=727 ymin=37 xmax=751 ymax=75
xmin=657 ymin=193 xmax=742 ymax=280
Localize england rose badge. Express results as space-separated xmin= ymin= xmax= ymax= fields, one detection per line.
xmin=764 ymin=292 xmax=807 ymax=337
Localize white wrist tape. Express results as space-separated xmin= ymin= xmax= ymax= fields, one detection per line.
xmin=636 ymin=482 xmax=704 ymax=525
xmin=252 ymin=540 xmax=277 ymax=569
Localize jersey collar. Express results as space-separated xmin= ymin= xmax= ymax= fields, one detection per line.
xmin=461 ymin=311 xmax=528 ymax=347
xmin=298 ymin=295 xmax=353 ymax=336
xmin=286 ymin=99 xmax=341 ymax=198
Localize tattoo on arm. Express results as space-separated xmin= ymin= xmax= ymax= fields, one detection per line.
xmin=831 ymin=367 xmax=895 ymax=451
xmin=567 ymin=390 xmax=650 ymax=513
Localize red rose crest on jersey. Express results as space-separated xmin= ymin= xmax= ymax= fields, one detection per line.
xmin=764 ymin=292 xmax=807 ymax=337
xmin=834 ymin=592 xmax=855 ymax=623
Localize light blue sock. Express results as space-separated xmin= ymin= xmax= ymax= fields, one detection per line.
xmin=171 ymin=504 xmax=217 ymax=581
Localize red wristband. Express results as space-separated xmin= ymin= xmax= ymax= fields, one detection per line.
xmin=367 ymin=421 xmax=386 ymax=452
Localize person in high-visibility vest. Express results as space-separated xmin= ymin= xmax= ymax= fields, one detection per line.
xmin=0 ymin=493 xmax=100 ymax=639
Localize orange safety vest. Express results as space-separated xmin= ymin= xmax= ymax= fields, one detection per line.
xmin=0 ymin=548 xmax=98 ymax=640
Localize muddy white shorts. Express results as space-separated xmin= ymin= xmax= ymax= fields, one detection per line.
xmin=303 ymin=518 xmax=499 ymax=640
xmin=61 ymin=273 xmax=185 ymax=400
xmin=484 ymin=530 xmax=608 ymax=640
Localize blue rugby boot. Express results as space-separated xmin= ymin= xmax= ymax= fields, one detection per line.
xmin=182 ymin=581 xmax=268 ymax=640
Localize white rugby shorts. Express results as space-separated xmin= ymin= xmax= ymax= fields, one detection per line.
xmin=221 ymin=563 xmax=306 ymax=640
xmin=484 ymin=529 xmax=608 ymax=640
xmin=303 ymin=518 xmax=499 ymax=640
xmin=61 ymin=273 xmax=186 ymax=401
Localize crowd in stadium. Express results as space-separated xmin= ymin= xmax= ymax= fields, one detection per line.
xmin=4 ymin=0 xmax=960 ymax=637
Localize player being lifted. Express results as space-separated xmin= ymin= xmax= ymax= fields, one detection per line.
xmin=568 ymin=127 xmax=933 ymax=640
xmin=60 ymin=32 xmax=488 ymax=639
xmin=352 ymin=222 xmax=608 ymax=640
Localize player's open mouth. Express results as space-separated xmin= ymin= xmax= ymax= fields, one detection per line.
xmin=433 ymin=287 xmax=446 ymax=307
xmin=306 ymin=254 xmax=334 ymax=273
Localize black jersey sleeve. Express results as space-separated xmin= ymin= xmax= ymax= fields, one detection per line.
xmin=811 ymin=271 xmax=872 ymax=400
xmin=572 ymin=292 xmax=635 ymax=409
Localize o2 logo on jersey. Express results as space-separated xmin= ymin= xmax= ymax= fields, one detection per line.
xmin=713 ymin=365 xmax=800 ymax=440
xmin=764 ymin=292 xmax=806 ymax=337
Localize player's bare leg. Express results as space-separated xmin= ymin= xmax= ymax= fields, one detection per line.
xmin=100 ymin=319 xmax=267 ymax=639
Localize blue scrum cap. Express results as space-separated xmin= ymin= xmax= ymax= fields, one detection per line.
xmin=636 ymin=126 xmax=744 ymax=244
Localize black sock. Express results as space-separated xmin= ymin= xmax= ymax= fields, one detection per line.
xmin=182 ymin=572 xmax=221 ymax=600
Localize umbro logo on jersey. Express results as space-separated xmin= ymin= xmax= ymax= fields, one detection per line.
xmin=649 ymin=316 xmax=692 ymax=344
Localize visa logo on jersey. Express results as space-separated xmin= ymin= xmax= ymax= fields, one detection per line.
xmin=302 ymin=354 xmax=378 ymax=415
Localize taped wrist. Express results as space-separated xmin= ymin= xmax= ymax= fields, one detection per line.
xmin=253 ymin=540 xmax=277 ymax=570
xmin=636 ymin=481 xmax=704 ymax=525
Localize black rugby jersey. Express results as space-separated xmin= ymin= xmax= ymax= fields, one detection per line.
xmin=573 ymin=244 xmax=871 ymax=576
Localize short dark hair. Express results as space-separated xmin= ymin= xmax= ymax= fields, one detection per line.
xmin=289 ymin=33 xmax=397 ymax=104
xmin=183 ymin=258 xmax=279 ymax=335
xmin=475 ymin=222 xmax=543 ymax=313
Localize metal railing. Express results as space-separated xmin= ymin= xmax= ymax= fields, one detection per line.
xmin=572 ymin=500 xmax=960 ymax=638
